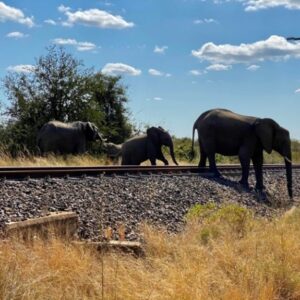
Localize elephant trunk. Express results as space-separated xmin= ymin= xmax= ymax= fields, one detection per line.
xmin=284 ymin=152 xmax=293 ymax=199
xmin=98 ymin=134 xmax=106 ymax=143
xmin=102 ymin=141 xmax=108 ymax=149
xmin=168 ymin=142 xmax=178 ymax=166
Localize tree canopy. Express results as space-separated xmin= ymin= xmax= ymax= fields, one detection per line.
xmin=0 ymin=46 xmax=133 ymax=155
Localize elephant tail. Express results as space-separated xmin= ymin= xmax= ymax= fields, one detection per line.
xmin=189 ymin=123 xmax=196 ymax=161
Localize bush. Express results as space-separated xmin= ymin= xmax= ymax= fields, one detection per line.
xmin=0 ymin=46 xmax=133 ymax=156
xmin=186 ymin=203 xmax=253 ymax=242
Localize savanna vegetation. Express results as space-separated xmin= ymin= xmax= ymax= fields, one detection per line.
xmin=0 ymin=48 xmax=299 ymax=300
xmin=0 ymin=46 xmax=299 ymax=165
xmin=0 ymin=46 xmax=133 ymax=158
xmin=1 ymin=204 xmax=300 ymax=299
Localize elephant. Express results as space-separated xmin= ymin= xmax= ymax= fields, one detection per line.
xmin=37 ymin=120 xmax=105 ymax=155
xmin=191 ymin=109 xmax=292 ymax=198
xmin=121 ymin=126 xmax=178 ymax=166
xmin=102 ymin=142 xmax=122 ymax=163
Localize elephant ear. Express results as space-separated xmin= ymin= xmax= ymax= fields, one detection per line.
xmin=147 ymin=127 xmax=160 ymax=145
xmin=85 ymin=122 xmax=96 ymax=140
xmin=254 ymin=118 xmax=275 ymax=154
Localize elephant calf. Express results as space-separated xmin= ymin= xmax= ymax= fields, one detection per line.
xmin=121 ymin=126 xmax=178 ymax=166
xmin=191 ymin=108 xmax=292 ymax=198
xmin=37 ymin=120 xmax=105 ymax=155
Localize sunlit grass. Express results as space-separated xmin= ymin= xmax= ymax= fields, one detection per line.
xmin=0 ymin=149 xmax=298 ymax=167
xmin=1 ymin=204 xmax=300 ymax=299
xmin=0 ymin=152 xmax=108 ymax=167
xmin=0 ymin=151 xmax=187 ymax=167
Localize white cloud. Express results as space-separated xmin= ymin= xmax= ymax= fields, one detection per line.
xmin=44 ymin=19 xmax=57 ymax=25
xmin=146 ymin=97 xmax=164 ymax=101
xmin=7 ymin=64 xmax=35 ymax=73
xmin=53 ymin=38 xmax=97 ymax=52
xmin=247 ymin=64 xmax=260 ymax=71
xmin=154 ymin=45 xmax=168 ymax=54
xmin=148 ymin=68 xmax=171 ymax=77
xmin=0 ymin=1 xmax=34 ymax=27
xmin=243 ymin=0 xmax=300 ymax=11
xmin=76 ymin=42 xmax=97 ymax=52
xmin=6 ymin=31 xmax=28 ymax=39
xmin=59 ymin=6 xmax=134 ymax=29
xmin=102 ymin=63 xmax=141 ymax=76
xmin=192 ymin=35 xmax=300 ymax=65
xmin=214 ymin=0 xmax=300 ymax=11
xmin=206 ymin=64 xmax=232 ymax=71
xmin=149 ymin=68 xmax=163 ymax=76
xmin=295 ymin=88 xmax=300 ymax=93
xmin=189 ymin=69 xmax=203 ymax=76
xmin=194 ymin=18 xmax=218 ymax=24
xmin=58 ymin=5 xmax=71 ymax=13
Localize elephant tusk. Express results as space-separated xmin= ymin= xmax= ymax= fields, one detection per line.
xmin=284 ymin=156 xmax=292 ymax=164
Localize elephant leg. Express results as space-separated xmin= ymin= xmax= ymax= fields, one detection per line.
xmin=197 ymin=140 xmax=207 ymax=168
xmin=199 ymin=148 xmax=207 ymax=168
xmin=200 ymin=139 xmax=218 ymax=174
xmin=147 ymin=142 xmax=157 ymax=166
xmin=252 ymin=150 xmax=264 ymax=191
xmin=157 ymin=149 xmax=168 ymax=165
xmin=199 ymin=155 xmax=207 ymax=168
xmin=149 ymin=158 xmax=156 ymax=165
xmin=73 ymin=144 xmax=83 ymax=155
xmin=238 ymin=147 xmax=250 ymax=189
xmin=121 ymin=154 xmax=130 ymax=165
xmin=207 ymin=153 xmax=221 ymax=177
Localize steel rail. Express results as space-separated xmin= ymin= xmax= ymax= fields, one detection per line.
xmin=0 ymin=164 xmax=299 ymax=180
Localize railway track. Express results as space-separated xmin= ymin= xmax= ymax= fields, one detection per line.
xmin=0 ymin=164 xmax=299 ymax=180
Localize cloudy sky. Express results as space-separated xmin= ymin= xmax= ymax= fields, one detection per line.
xmin=1 ymin=0 xmax=300 ymax=139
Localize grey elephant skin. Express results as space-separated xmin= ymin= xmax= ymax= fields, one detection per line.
xmin=121 ymin=126 xmax=178 ymax=166
xmin=37 ymin=120 xmax=104 ymax=155
xmin=191 ymin=109 xmax=293 ymax=198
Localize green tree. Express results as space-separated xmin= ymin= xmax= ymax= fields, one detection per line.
xmin=88 ymin=73 xmax=132 ymax=143
xmin=1 ymin=46 xmax=132 ymax=154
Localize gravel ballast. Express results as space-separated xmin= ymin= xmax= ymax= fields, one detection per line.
xmin=0 ymin=171 xmax=299 ymax=240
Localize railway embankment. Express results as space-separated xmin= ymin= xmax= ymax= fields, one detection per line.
xmin=0 ymin=168 xmax=299 ymax=240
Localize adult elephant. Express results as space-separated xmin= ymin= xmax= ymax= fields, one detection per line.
xmin=37 ymin=120 xmax=105 ymax=155
xmin=121 ymin=126 xmax=178 ymax=166
xmin=191 ymin=109 xmax=293 ymax=198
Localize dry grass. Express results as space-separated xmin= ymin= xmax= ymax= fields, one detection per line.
xmin=0 ymin=152 xmax=296 ymax=168
xmin=1 ymin=205 xmax=300 ymax=299
xmin=0 ymin=153 xmax=107 ymax=167
xmin=0 ymin=152 xmax=184 ymax=167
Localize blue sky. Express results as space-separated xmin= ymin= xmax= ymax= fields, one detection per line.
xmin=1 ymin=0 xmax=300 ymax=139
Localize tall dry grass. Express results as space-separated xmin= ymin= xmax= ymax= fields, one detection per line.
xmin=0 ymin=152 xmax=107 ymax=167
xmin=0 ymin=152 xmax=180 ymax=167
xmin=1 ymin=204 xmax=300 ymax=299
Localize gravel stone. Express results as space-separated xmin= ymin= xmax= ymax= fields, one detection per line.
xmin=0 ymin=171 xmax=299 ymax=240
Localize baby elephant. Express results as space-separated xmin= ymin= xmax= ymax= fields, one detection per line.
xmin=37 ymin=120 xmax=104 ymax=155
xmin=121 ymin=126 xmax=178 ymax=165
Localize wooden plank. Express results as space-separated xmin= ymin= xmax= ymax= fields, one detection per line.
xmin=5 ymin=212 xmax=78 ymax=241
xmin=73 ymin=240 xmax=144 ymax=257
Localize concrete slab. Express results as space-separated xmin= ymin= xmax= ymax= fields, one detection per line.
xmin=5 ymin=212 xmax=78 ymax=241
